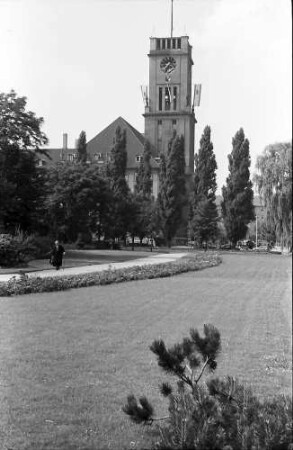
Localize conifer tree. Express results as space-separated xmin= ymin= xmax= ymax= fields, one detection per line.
xmin=76 ymin=130 xmax=87 ymax=163
xmin=107 ymin=126 xmax=130 ymax=239
xmin=157 ymin=133 xmax=186 ymax=247
xmin=221 ymin=128 xmax=254 ymax=246
xmin=135 ymin=139 xmax=152 ymax=199
xmin=190 ymin=126 xmax=218 ymax=244
xmin=133 ymin=140 xmax=156 ymax=244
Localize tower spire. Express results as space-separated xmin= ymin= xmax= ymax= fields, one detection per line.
xmin=171 ymin=0 xmax=174 ymax=38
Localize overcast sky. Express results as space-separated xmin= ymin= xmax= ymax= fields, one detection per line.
xmin=1 ymin=0 xmax=291 ymax=191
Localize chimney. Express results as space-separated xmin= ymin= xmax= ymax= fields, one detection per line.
xmin=63 ymin=133 xmax=68 ymax=150
xmin=60 ymin=133 xmax=68 ymax=161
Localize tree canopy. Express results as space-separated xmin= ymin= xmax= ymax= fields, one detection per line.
xmin=157 ymin=133 xmax=186 ymax=246
xmin=190 ymin=126 xmax=218 ymax=244
xmin=221 ymin=128 xmax=254 ymax=246
xmin=254 ymin=141 xmax=292 ymax=250
xmin=0 ymin=91 xmax=48 ymax=233
xmin=76 ymin=130 xmax=87 ymax=163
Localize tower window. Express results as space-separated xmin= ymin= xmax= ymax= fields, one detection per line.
xmin=158 ymin=120 xmax=162 ymax=140
xmin=162 ymin=39 xmax=165 ymax=49
xmin=172 ymin=38 xmax=176 ymax=49
xmin=172 ymin=119 xmax=177 ymax=131
xmin=164 ymin=87 xmax=171 ymax=111
xmin=167 ymin=39 xmax=171 ymax=49
xmin=173 ymin=86 xmax=177 ymax=110
xmin=159 ymin=87 xmax=163 ymax=111
xmin=177 ymin=38 xmax=181 ymax=49
xmin=156 ymin=39 xmax=160 ymax=50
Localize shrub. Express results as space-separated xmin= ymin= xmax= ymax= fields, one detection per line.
xmin=0 ymin=253 xmax=222 ymax=296
xmin=123 ymin=325 xmax=292 ymax=450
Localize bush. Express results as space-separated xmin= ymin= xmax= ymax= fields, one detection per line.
xmin=0 ymin=234 xmax=20 ymax=266
xmin=0 ymin=253 xmax=222 ymax=296
xmin=123 ymin=325 xmax=292 ymax=450
xmin=0 ymin=233 xmax=53 ymax=267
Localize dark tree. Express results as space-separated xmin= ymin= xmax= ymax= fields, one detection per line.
xmin=133 ymin=139 xmax=156 ymax=245
xmin=0 ymin=91 xmax=48 ymax=233
xmin=157 ymin=133 xmax=186 ymax=247
xmin=190 ymin=126 xmax=218 ymax=244
xmin=254 ymin=142 xmax=292 ymax=251
xmin=76 ymin=130 xmax=87 ymax=163
xmin=221 ymin=128 xmax=255 ymax=246
xmin=107 ymin=126 xmax=131 ymax=239
xmin=45 ymin=164 xmax=113 ymax=242
xmin=135 ymin=139 xmax=152 ymax=199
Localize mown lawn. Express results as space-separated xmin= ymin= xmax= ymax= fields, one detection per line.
xmin=0 ymin=253 xmax=291 ymax=450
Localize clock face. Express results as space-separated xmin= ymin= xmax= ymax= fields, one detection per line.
xmin=160 ymin=56 xmax=176 ymax=74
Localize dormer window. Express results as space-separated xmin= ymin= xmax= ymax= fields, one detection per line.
xmin=94 ymin=153 xmax=103 ymax=161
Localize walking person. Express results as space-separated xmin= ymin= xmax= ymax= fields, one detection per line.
xmin=50 ymin=240 xmax=66 ymax=270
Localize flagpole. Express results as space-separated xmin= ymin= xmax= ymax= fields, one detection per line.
xmin=171 ymin=0 xmax=174 ymax=38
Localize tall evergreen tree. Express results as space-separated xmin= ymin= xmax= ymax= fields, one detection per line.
xmin=135 ymin=139 xmax=152 ymax=199
xmin=190 ymin=126 xmax=218 ymax=244
xmin=107 ymin=126 xmax=130 ymax=239
xmin=133 ymin=139 xmax=156 ymax=243
xmin=76 ymin=130 xmax=87 ymax=163
xmin=157 ymin=133 xmax=186 ymax=247
xmin=221 ymin=128 xmax=254 ymax=246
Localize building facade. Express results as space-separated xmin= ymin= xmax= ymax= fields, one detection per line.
xmin=143 ymin=36 xmax=196 ymax=177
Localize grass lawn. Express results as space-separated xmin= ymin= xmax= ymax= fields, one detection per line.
xmin=0 ymin=253 xmax=291 ymax=449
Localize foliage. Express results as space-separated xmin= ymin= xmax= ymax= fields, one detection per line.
xmin=76 ymin=130 xmax=87 ymax=163
xmin=221 ymin=128 xmax=255 ymax=246
xmin=157 ymin=133 xmax=186 ymax=247
xmin=190 ymin=126 xmax=218 ymax=244
xmin=106 ymin=126 xmax=132 ymax=239
xmin=0 ymin=90 xmax=48 ymax=233
xmin=0 ymin=232 xmax=49 ymax=266
xmin=254 ymin=142 xmax=292 ymax=251
xmin=135 ymin=139 xmax=153 ymax=199
xmin=0 ymin=90 xmax=48 ymax=151
xmin=45 ymin=164 xmax=113 ymax=242
xmin=123 ymin=325 xmax=292 ymax=450
xmin=0 ymin=253 xmax=222 ymax=296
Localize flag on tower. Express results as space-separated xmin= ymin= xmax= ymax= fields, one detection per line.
xmin=193 ymin=84 xmax=202 ymax=107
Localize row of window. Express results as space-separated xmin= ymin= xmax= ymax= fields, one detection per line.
xmin=156 ymin=38 xmax=181 ymax=50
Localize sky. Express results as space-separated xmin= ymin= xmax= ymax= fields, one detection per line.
xmin=1 ymin=0 xmax=292 ymax=191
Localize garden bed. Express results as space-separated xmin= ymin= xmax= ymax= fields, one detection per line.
xmin=0 ymin=253 xmax=221 ymax=297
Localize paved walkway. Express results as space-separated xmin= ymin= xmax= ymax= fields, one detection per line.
xmin=0 ymin=253 xmax=188 ymax=283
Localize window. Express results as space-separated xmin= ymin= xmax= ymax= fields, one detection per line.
xmin=38 ymin=159 xmax=46 ymax=167
xmin=177 ymin=38 xmax=181 ymax=49
xmin=159 ymin=87 xmax=163 ymax=111
xmin=68 ymin=153 xmax=75 ymax=161
xmin=136 ymin=155 xmax=143 ymax=163
xmin=172 ymin=119 xmax=177 ymax=131
xmin=172 ymin=38 xmax=176 ymax=49
xmin=173 ymin=86 xmax=177 ymax=110
xmin=94 ymin=153 xmax=103 ymax=161
xmin=167 ymin=38 xmax=171 ymax=49
xmin=162 ymin=39 xmax=165 ymax=49
xmin=158 ymin=120 xmax=162 ymax=140
xmin=156 ymin=39 xmax=160 ymax=50
xmin=164 ymin=87 xmax=171 ymax=111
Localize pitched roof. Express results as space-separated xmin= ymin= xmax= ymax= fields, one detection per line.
xmin=42 ymin=117 xmax=160 ymax=170
xmin=86 ymin=116 xmax=159 ymax=169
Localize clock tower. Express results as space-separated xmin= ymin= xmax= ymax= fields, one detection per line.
xmin=143 ymin=36 xmax=196 ymax=176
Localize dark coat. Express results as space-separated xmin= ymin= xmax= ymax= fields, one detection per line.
xmin=50 ymin=244 xmax=65 ymax=267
